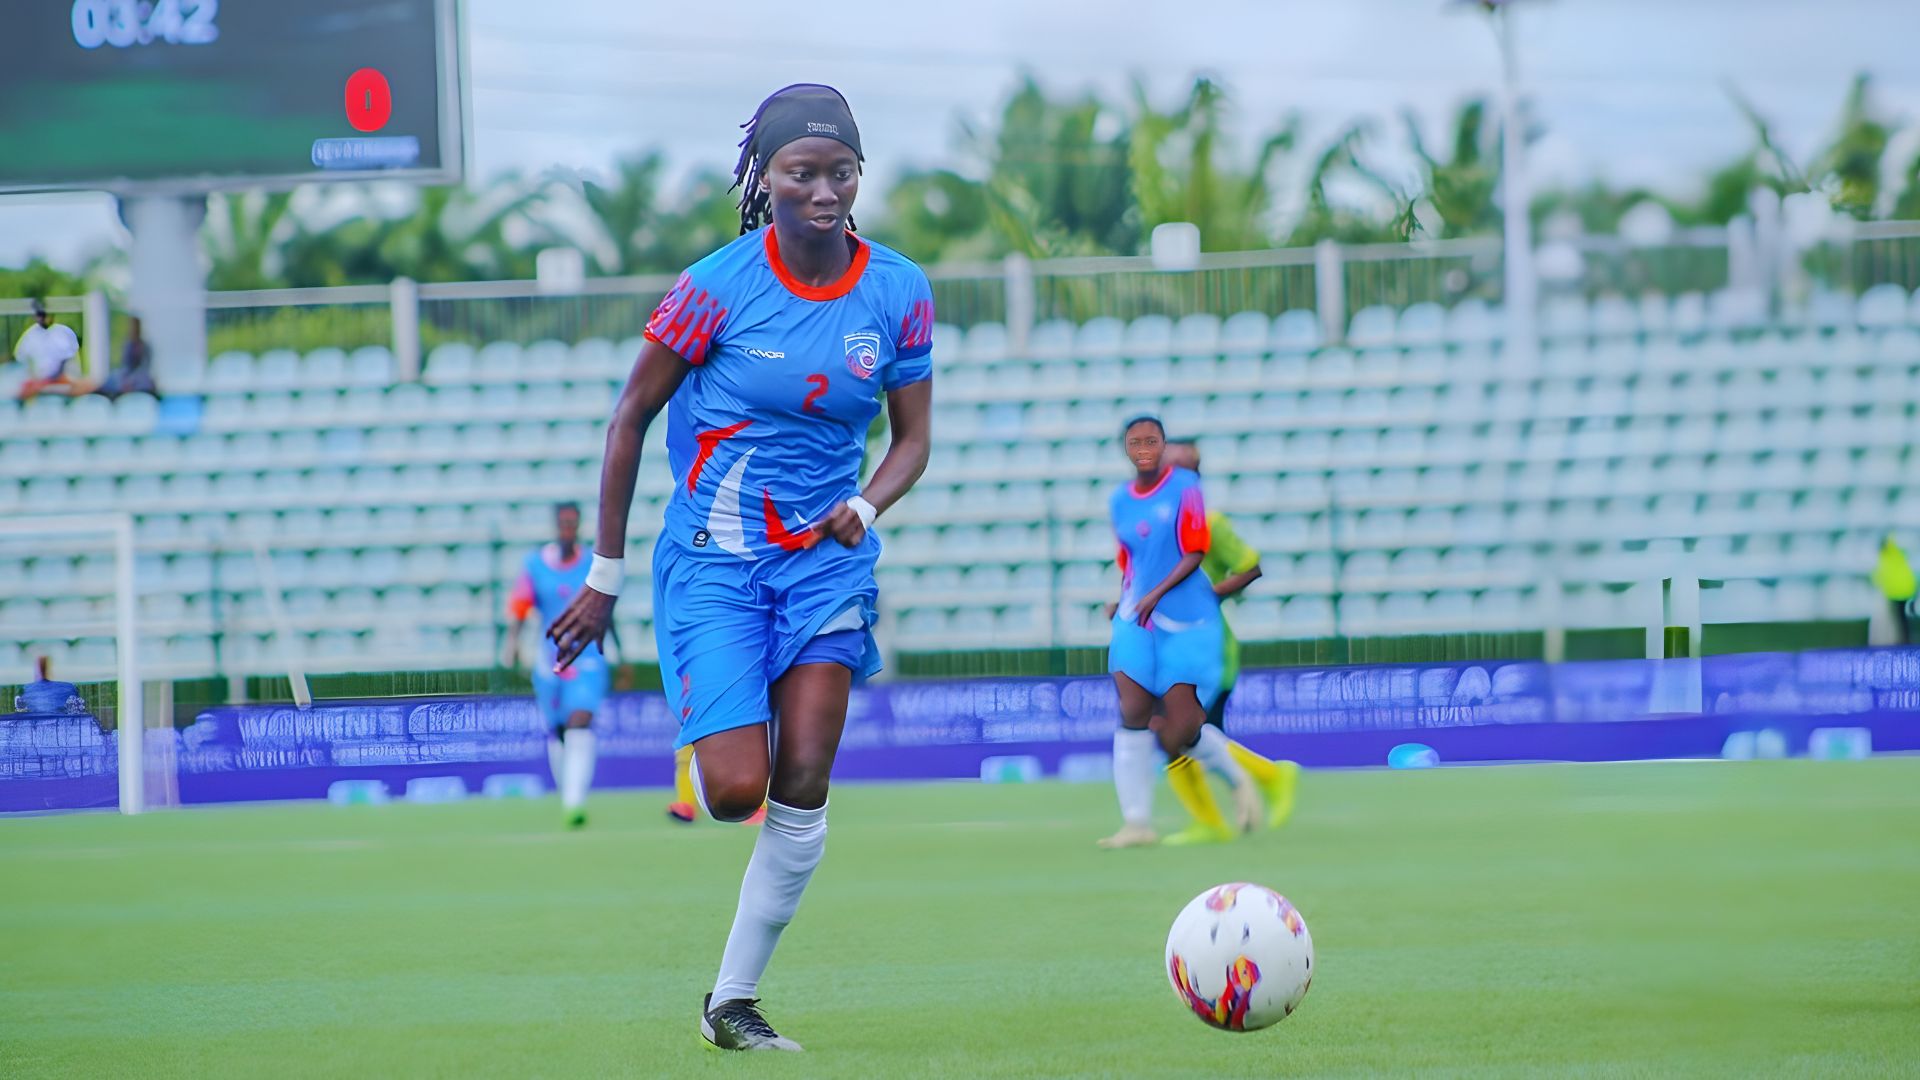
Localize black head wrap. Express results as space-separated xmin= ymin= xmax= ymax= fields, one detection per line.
xmin=733 ymin=84 xmax=863 ymax=235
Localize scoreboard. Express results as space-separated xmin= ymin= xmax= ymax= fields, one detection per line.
xmin=0 ymin=0 xmax=465 ymax=193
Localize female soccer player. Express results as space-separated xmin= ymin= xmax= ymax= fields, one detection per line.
xmin=547 ymin=84 xmax=935 ymax=1052
xmin=1164 ymin=437 xmax=1299 ymax=831
xmin=1101 ymin=417 xmax=1251 ymax=848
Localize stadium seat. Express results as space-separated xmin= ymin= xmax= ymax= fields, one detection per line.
xmin=1856 ymin=284 xmax=1911 ymax=330
xmin=1540 ymin=296 xmax=1590 ymax=341
xmin=1394 ymin=303 xmax=1446 ymax=347
xmin=1347 ymin=306 xmax=1397 ymax=348
xmin=1074 ymin=317 xmax=1124 ymax=359
xmin=1445 ymin=300 xmax=1501 ymax=345
xmin=1590 ymin=295 xmax=1640 ymax=339
xmin=256 ymin=350 xmax=301 ymax=391
xmin=304 ymin=348 xmax=348 ymax=389
xmin=349 ymin=346 xmax=396 ymax=387
xmin=1221 ymin=311 xmax=1271 ymax=353
xmin=1171 ymin=313 xmax=1221 ymax=358
xmin=1123 ymin=315 xmax=1174 ymax=358
xmin=964 ymin=322 xmax=1009 ymax=363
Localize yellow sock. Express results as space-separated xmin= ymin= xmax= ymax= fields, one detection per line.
xmin=673 ymin=745 xmax=696 ymax=805
xmin=1166 ymin=757 xmax=1229 ymax=831
xmin=1228 ymin=740 xmax=1282 ymax=785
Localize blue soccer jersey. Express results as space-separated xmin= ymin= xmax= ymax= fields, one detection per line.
xmin=508 ymin=543 xmax=603 ymax=671
xmin=645 ymin=227 xmax=935 ymax=562
xmin=1110 ymin=467 xmax=1217 ymax=629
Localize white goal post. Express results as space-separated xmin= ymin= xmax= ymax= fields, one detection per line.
xmin=0 ymin=513 xmax=144 ymax=814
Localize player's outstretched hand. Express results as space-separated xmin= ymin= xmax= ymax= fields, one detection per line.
xmin=548 ymin=587 xmax=616 ymax=673
xmin=815 ymin=502 xmax=869 ymax=549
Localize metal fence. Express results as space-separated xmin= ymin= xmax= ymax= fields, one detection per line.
xmin=20 ymin=221 xmax=1920 ymax=379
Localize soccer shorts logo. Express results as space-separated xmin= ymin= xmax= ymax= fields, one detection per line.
xmin=844 ymin=331 xmax=882 ymax=379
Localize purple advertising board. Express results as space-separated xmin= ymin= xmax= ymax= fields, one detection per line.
xmin=6 ymin=649 xmax=1919 ymax=813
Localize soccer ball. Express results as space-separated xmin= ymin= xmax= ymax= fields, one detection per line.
xmin=1164 ymin=882 xmax=1314 ymax=1032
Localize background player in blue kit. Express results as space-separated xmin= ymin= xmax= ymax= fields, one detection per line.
xmin=504 ymin=501 xmax=607 ymax=829
xmin=1101 ymin=416 xmax=1252 ymax=849
xmin=547 ymin=84 xmax=935 ymax=1053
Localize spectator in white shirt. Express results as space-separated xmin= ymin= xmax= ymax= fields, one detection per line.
xmin=14 ymin=298 xmax=81 ymax=400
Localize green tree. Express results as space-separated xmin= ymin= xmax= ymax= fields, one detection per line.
xmin=869 ymin=167 xmax=996 ymax=264
xmin=203 ymin=190 xmax=295 ymax=290
xmin=1531 ymin=181 xmax=1659 ymax=235
xmin=1284 ymin=121 xmax=1412 ymax=245
xmin=1127 ymin=77 xmax=1296 ymax=251
xmin=1809 ymin=73 xmax=1893 ymax=220
xmin=279 ymin=184 xmax=545 ymax=286
xmin=971 ymin=77 xmax=1141 ymax=257
xmin=1891 ymin=151 xmax=1920 ymax=221
xmin=1404 ymin=100 xmax=1501 ymax=238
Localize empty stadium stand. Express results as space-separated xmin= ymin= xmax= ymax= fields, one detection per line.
xmin=3 ymin=283 xmax=1917 ymax=681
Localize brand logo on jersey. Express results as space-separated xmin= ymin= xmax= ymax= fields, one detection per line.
xmin=744 ymin=347 xmax=787 ymax=359
xmin=692 ymin=529 xmax=710 ymax=548
xmin=807 ymin=122 xmax=841 ymax=135
xmin=844 ymin=331 xmax=882 ymax=379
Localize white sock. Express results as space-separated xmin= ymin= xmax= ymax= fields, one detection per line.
xmin=546 ymin=735 xmax=565 ymax=796
xmin=688 ymin=750 xmax=715 ymax=819
xmin=561 ymin=728 xmax=596 ymax=811
xmin=711 ymin=799 xmax=828 ymax=1003
xmin=1186 ymin=724 xmax=1249 ymax=787
xmin=1112 ymin=728 xmax=1160 ymax=828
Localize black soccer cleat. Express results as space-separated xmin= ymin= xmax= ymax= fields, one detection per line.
xmin=700 ymin=994 xmax=802 ymax=1052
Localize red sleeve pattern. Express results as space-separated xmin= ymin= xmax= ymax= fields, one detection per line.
xmin=644 ymin=272 xmax=728 ymax=365
xmin=1176 ymin=485 xmax=1211 ymax=555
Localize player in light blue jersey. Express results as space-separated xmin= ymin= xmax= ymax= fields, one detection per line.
xmin=548 ymin=84 xmax=934 ymax=1053
xmin=504 ymin=501 xmax=607 ymax=829
xmin=1101 ymin=416 xmax=1252 ymax=849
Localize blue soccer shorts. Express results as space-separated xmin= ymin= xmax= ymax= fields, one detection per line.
xmin=654 ymin=534 xmax=882 ymax=749
xmin=1109 ymin=613 xmax=1224 ymax=707
xmin=533 ymin=654 xmax=609 ymax=731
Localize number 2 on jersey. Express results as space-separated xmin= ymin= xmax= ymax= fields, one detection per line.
xmin=803 ymin=374 xmax=829 ymax=414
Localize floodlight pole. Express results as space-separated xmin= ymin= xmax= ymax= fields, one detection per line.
xmin=1492 ymin=2 xmax=1539 ymax=366
xmin=120 ymin=195 xmax=209 ymax=389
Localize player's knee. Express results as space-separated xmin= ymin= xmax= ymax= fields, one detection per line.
xmin=702 ymin=774 xmax=768 ymax=822
xmin=769 ymin=754 xmax=832 ymax=810
xmin=565 ymin=711 xmax=592 ymax=729
xmin=1156 ymin=708 xmax=1203 ymax=756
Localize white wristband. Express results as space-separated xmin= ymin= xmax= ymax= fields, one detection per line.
xmin=585 ymin=553 xmax=624 ymax=596
xmin=847 ymin=495 xmax=879 ymax=530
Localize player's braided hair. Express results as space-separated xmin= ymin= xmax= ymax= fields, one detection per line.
xmin=732 ymin=86 xmax=860 ymax=236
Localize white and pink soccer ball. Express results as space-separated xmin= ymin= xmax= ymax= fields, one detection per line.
xmin=1165 ymin=882 xmax=1314 ymax=1032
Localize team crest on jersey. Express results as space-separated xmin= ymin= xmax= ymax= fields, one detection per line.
xmin=844 ymin=331 xmax=882 ymax=379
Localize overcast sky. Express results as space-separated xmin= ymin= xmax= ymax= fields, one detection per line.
xmin=5 ymin=0 xmax=1918 ymax=269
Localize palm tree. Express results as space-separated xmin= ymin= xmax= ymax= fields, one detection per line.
xmin=1127 ymin=77 xmax=1297 ymax=251
xmin=871 ymin=167 xmax=997 ymax=264
xmin=1891 ymin=153 xmax=1920 ymax=221
xmin=278 ymin=184 xmax=545 ymax=286
xmin=1404 ymin=100 xmax=1501 ymax=238
xmin=1284 ymin=121 xmax=1413 ymax=246
xmin=1809 ymin=73 xmax=1893 ymax=220
xmin=203 ymin=190 xmax=295 ymax=290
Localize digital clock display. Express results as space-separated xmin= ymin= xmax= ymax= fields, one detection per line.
xmin=1 ymin=0 xmax=462 ymax=194
xmin=71 ymin=0 xmax=222 ymax=50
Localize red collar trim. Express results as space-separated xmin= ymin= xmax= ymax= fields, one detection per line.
xmin=1130 ymin=466 xmax=1174 ymax=498
xmin=764 ymin=227 xmax=869 ymax=301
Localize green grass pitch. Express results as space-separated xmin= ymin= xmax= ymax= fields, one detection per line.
xmin=4 ymin=759 xmax=1917 ymax=1078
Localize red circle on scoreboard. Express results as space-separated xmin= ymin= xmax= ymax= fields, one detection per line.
xmin=345 ymin=68 xmax=393 ymax=133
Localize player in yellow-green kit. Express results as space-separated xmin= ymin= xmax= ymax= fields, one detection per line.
xmin=1165 ymin=437 xmax=1298 ymax=835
